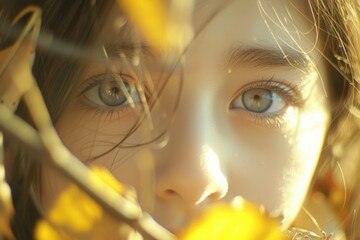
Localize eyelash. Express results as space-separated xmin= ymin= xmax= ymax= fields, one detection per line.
xmin=230 ymin=78 xmax=304 ymax=128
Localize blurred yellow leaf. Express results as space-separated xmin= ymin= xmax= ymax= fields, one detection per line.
xmin=90 ymin=166 xmax=137 ymax=203
xmin=179 ymin=198 xmax=284 ymax=240
xmin=35 ymin=221 xmax=70 ymax=240
xmin=48 ymin=185 xmax=102 ymax=232
xmin=117 ymin=0 xmax=168 ymax=51
xmin=35 ymin=167 xmax=139 ymax=239
xmin=117 ymin=0 xmax=193 ymax=54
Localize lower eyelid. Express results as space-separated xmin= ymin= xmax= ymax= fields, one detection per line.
xmin=77 ymin=97 xmax=138 ymax=122
xmin=237 ymin=106 xmax=296 ymax=129
xmin=253 ymin=115 xmax=287 ymax=128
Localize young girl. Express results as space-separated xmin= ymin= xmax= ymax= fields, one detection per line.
xmin=2 ymin=0 xmax=360 ymax=238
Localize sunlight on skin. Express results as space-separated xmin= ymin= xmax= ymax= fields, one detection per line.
xmin=196 ymin=145 xmax=228 ymax=205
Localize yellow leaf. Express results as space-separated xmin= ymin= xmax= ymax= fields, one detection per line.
xmin=35 ymin=167 xmax=140 ymax=239
xmin=179 ymin=199 xmax=284 ymax=240
xmin=48 ymin=185 xmax=102 ymax=232
xmin=116 ymin=0 xmax=168 ymax=51
xmin=91 ymin=167 xmax=125 ymax=194
xmin=90 ymin=166 xmax=137 ymax=203
xmin=35 ymin=221 xmax=70 ymax=240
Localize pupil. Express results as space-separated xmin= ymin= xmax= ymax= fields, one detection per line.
xmin=242 ymin=88 xmax=272 ymax=113
xmin=253 ymin=95 xmax=261 ymax=102
xmin=99 ymin=81 xmax=129 ymax=106
xmin=110 ymin=87 xmax=120 ymax=96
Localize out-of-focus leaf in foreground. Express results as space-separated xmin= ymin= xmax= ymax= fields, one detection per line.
xmin=47 ymin=184 xmax=102 ymax=232
xmin=178 ymin=198 xmax=284 ymax=240
xmin=117 ymin=0 xmax=193 ymax=53
xmin=35 ymin=167 xmax=139 ymax=239
xmin=116 ymin=0 xmax=167 ymax=52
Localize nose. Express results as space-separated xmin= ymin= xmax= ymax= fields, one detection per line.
xmin=156 ymin=144 xmax=228 ymax=207
xmin=152 ymin=71 xmax=229 ymax=209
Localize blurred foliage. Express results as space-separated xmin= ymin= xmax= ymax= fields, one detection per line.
xmin=34 ymin=167 xmax=284 ymax=240
xmin=35 ymin=167 xmax=140 ymax=239
xmin=179 ymin=198 xmax=284 ymax=240
xmin=117 ymin=0 xmax=169 ymax=52
xmin=117 ymin=0 xmax=192 ymax=53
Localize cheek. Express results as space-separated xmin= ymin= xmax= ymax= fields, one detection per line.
xmin=55 ymin=100 xmax=149 ymax=161
xmin=53 ymin=100 xmax=154 ymax=202
xmin=279 ymin=104 xmax=330 ymax=223
xmin=41 ymin=165 xmax=71 ymax=212
xmin=224 ymin=120 xmax=294 ymax=207
xmin=224 ymin=104 xmax=329 ymax=227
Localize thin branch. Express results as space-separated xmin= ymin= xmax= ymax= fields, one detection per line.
xmin=0 ymin=105 xmax=175 ymax=240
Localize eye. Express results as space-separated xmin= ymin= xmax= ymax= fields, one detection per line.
xmin=82 ymin=74 xmax=138 ymax=108
xmin=230 ymin=83 xmax=290 ymax=115
xmin=99 ymin=80 xmax=129 ymax=106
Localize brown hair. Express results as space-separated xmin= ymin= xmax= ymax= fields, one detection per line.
xmin=309 ymin=0 xmax=360 ymax=236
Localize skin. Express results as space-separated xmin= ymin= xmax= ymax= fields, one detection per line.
xmin=41 ymin=0 xmax=330 ymax=233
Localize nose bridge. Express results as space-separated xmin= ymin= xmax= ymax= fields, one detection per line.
xmin=154 ymin=86 xmax=229 ymax=206
xmin=165 ymin=85 xmax=214 ymax=163
xmin=172 ymin=83 xmax=213 ymax=142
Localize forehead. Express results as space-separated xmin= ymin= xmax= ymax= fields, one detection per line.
xmin=96 ymin=0 xmax=317 ymax=72
xmin=99 ymin=0 xmax=312 ymax=42
xmin=192 ymin=0 xmax=313 ymax=50
xmin=171 ymin=0 xmax=315 ymax=73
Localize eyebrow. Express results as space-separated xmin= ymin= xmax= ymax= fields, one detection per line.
xmin=104 ymin=41 xmax=155 ymax=59
xmin=102 ymin=23 xmax=156 ymax=61
xmin=226 ymin=46 xmax=311 ymax=72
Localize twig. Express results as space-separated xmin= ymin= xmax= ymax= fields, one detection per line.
xmin=0 ymin=104 xmax=175 ymax=240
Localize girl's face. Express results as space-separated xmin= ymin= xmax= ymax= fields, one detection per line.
xmin=42 ymin=0 xmax=330 ymax=232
